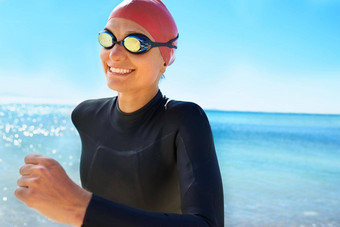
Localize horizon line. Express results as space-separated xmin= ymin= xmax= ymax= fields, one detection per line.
xmin=1 ymin=96 xmax=339 ymax=116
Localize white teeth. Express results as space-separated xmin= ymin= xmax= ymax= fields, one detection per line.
xmin=109 ymin=67 xmax=133 ymax=74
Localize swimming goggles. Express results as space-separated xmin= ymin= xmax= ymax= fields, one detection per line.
xmin=98 ymin=29 xmax=179 ymax=54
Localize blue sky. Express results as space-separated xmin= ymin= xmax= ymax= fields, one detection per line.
xmin=0 ymin=0 xmax=339 ymax=114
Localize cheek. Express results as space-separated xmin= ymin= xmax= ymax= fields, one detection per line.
xmin=139 ymin=51 xmax=164 ymax=74
xmin=100 ymin=49 xmax=108 ymax=68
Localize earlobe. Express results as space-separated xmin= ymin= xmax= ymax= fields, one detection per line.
xmin=160 ymin=61 xmax=167 ymax=73
xmin=161 ymin=65 xmax=167 ymax=74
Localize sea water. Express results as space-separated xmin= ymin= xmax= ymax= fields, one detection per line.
xmin=0 ymin=104 xmax=339 ymax=226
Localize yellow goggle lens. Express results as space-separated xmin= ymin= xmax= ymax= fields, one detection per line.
xmin=124 ymin=37 xmax=141 ymax=52
xmin=98 ymin=33 xmax=113 ymax=48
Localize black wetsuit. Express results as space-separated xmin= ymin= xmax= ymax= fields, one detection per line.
xmin=71 ymin=90 xmax=224 ymax=227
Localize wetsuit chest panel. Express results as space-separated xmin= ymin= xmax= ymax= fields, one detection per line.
xmin=83 ymin=132 xmax=180 ymax=212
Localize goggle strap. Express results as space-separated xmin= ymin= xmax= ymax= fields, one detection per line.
xmin=151 ymin=34 xmax=179 ymax=49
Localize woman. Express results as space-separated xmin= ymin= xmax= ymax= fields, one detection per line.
xmin=15 ymin=0 xmax=224 ymax=226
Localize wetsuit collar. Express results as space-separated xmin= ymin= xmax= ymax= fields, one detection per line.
xmin=115 ymin=90 xmax=163 ymax=117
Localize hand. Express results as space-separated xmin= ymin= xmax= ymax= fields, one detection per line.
xmin=15 ymin=154 xmax=92 ymax=226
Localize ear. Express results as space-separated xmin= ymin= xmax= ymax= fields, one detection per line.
xmin=160 ymin=61 xmax=167 ymax=73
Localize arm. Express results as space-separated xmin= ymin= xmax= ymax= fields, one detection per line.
xmin=15 ymin=159 xmax=216 ymax=227
xmin=175 ymin=104 xmax=224 ymax=227
xmin=82 ymin=194 xmax=210 ymax=227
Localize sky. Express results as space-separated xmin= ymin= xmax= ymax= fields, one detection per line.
xmin=0 ymin=0 xmax=339 ymax=114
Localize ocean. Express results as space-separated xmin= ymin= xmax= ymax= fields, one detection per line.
xmin=0 ymin=103 xmax=339 ymax=227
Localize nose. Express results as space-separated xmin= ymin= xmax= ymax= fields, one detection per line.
xmin=109 ymin=43 xmax=127 ymax=61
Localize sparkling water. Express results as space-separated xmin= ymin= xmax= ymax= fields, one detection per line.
xmin=0 ymin=104 xmax=339 ymax=226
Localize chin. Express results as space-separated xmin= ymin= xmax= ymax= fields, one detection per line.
xmin=106 ymin=81 xmax=119 ymax=92
xmin=106 ymin=80 xmax=130 ymax=93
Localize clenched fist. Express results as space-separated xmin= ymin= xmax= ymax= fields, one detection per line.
xmin=15 ymin=154 xmax=92 ymax=226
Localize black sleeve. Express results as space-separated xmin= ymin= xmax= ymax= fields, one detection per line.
xmin=175 ymin=104 xmax=224 ymax=227
xmin=81 ymin=104 xmax=224 ymax=227
xmin=83 ymin=194 xmax=212 ymax=227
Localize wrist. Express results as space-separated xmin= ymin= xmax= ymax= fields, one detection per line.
xmin=71 ymin=188 xmax=92 ymax=227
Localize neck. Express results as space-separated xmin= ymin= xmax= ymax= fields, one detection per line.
xmin=117 ymin=87 xmax=159 ymax=113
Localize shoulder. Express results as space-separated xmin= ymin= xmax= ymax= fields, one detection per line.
xmin=163 ymin=100 xmax=211 ymax=134
xmin=71 ymin=97 xmax=115 ymax=126
xmin=72 ymin=97 xmax=113 ymax=113
xmin=166 ymin=100 xmax=207 ymax=121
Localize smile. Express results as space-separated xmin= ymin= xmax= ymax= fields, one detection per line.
xmin=109 ymin=67 xmax=134 ymax=74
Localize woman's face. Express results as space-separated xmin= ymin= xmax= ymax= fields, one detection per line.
xmin=100 ymin=18 xmax=166 ymax=94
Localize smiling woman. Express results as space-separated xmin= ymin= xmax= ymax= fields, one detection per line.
xmin=14 ymin=0 xmax=224 ymax=226
xmin=100 ymin=18 xmax=167 ymax=111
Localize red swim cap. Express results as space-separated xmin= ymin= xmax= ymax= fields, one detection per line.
xmin=108 ymin=0 xmax=178 ymax=66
